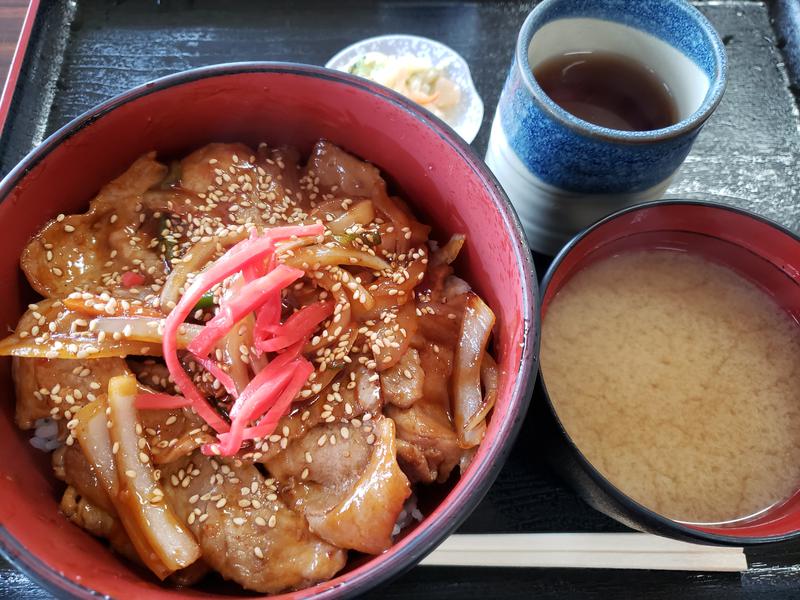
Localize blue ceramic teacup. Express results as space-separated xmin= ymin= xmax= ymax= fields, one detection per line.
xmin=486 ymin=0 xmax=727 ymax=255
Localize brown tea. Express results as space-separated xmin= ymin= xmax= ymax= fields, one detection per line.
xmin=533 ymin=51 xmax=678 ymax=131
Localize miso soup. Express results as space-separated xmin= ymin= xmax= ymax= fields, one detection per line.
xmin=541 ymin=250 xmax=800 ymax=524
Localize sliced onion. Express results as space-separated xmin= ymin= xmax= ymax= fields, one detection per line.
xmin=74 ymin=401 xmax=118 ymax=496
xmin=92 ymin=317 xmax=201 ymax=349
xmin=311 ymin=271 xmax=351 ymax=335
xmin=372 ymin=301 xmax=418 ymax=371
xmin=432 ymin=234 xmax=465 ymax=266
xmin=0 ymin=299 xmax=172 ymax=360
xmin=107 ymin=375 xmax=201 ymax=574
xmin=0 ymin=334 xmax=155 ymax=359
xmin=372 ymin=187 xmax=410 ymax=247
xmin=159 ymin=232 xmax=247 ymax=313
xmin=465 ymin=353 xmax=499 ymax=432
xmin=63 ymin=294 xmax=162 ymax=318
xmin=301 ymin=360 xmax=343 ymax=402
xmin=74 ymin=399 xmax=173 ymax=579
xmin=327 ymin=200 xmax=375 ymax=235
xmin=368 ymin=246 xmax=428 ymax=302
xmin=316 ymin=266 xmax=374 ymax=317
xmin=282 ymin=244 xmax=390 ymax=272
xmin=452 ymin=293 xmax=495 ymax=448
xmin=443 ymin=275 xmax=471 ymax=299
xmin=218 ymin=273 xmax=255 ymax=391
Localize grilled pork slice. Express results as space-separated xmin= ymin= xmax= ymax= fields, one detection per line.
xmin=12 ymin=350 xmax=129 ymax=431
xmin=53 ymin=444 xmax=114 ymax=514
xmin=381 ymin=347 xmax=424 ymax=409
xmin=21 ymin=153 xmax=167 ymax=298
xmin=266 ymin=416 xmax=411 ymax=554
xmin=161 ymin=452 xmax=346 ymax=594
xmin=60 ymin=485 xmax=138 ymax=563
xmin=387 ymin=400 xmax=464 ymax=485
xmin=59 ymin=484 xmax=210 ymax=586
xmin=306 ymin=140 xmax=383 ymax=199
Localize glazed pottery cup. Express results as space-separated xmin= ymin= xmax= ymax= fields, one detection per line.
xmin=486 ymin=0 xmax=727 ymax=255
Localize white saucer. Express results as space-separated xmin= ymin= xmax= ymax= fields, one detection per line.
xmin=326 ymin=34 xmax=485 ymax=144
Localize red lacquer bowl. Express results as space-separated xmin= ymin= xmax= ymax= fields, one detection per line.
xmin=539 ymin=200 xmax=800 ymax=544
xmin=0 ymin=64 xmax=538 ymax=598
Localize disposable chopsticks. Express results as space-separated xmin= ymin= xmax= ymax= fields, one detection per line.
xmin=420 ymin=533 xmax=747 ymax=572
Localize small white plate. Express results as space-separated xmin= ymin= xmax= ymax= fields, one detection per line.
xmin=326 ymin=34 xmax=485 ymax=144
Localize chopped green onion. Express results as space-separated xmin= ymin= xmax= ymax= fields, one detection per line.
xmin=361 ymin=230 xmax=382 ymax=246
xmin=333 ymin=233 xmax=357 ymax=246
xmin=193 ymin=291 xmax=215 ymax=311
xmin=333 ymin=230 xmax=381 ymax=247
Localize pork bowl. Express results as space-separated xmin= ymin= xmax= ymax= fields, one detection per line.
xmin=0 ymin=63 xmax=538 ymax=598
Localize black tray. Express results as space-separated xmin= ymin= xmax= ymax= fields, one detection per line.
xmin=2 ymin=1 xmax=800 ymax=598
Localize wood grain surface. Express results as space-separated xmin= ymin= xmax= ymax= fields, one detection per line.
xmin=1 ymin=1 xmax=800 ymax=598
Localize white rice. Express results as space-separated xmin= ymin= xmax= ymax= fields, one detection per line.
xmin=30 ymin=417 xmax=62 ymax=452
xmin=392 ymin=494 xmax=424 ymax=537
